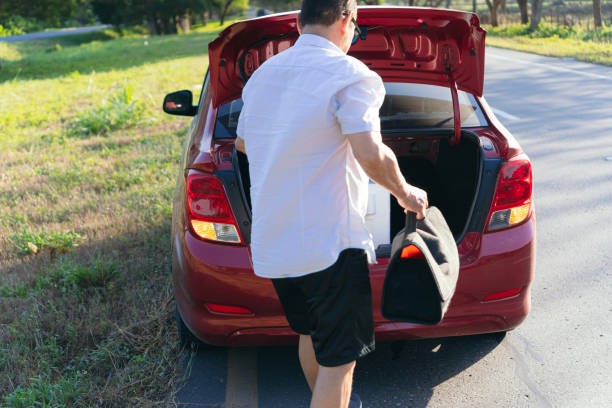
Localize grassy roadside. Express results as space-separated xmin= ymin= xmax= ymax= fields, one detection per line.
xmin=485 ymin=23 xmax=612 ymax=66
xmin=0 ymin=21 xmax=234 ymax=407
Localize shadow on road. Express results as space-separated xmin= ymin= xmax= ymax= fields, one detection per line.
xmin=174 ymin=333 xmax=505 ymax=407
xmin=256 ymin=332 xmax=505 ymax=407
xmin=355 ymin=334 xmax=506 ymax=407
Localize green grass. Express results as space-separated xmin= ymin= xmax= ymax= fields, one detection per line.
xmin=48 ymin=256 xmax=120 ymax=291
xmin=0 ymin=19 xmax=237 ymax=407
xmin=67 ymin=84 xmax=147 ymax=136
xmin=2 ymin=372 xmax=86 ymax=408
xmin=486 ymin=23 xmax=612 ymax=66
xmin=8 ymin=228 xmax=82 ymax=255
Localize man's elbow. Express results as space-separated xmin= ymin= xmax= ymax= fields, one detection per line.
xmin=235 ymin=137 xmax=246 ymax=154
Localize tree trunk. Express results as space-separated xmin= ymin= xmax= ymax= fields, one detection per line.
xmin=517 ymin=0 xmax=529 ymax=24
xmin=490 ymin=4 xmax=499 ymax=26
xmin=180 ymin=13 xmax=190 ymax=33
xmin=485 ymin=0 xmax=503 ymax=26
xmin=446 ymin=0 xmax=452 ymax=8
xmin=473 ymin=0 xmax=477 ymax=13
xmin=161 ymin=16 xmax=177 ymax=35
xmin=530 ymin=0 xmax=543 ymax=30
xmin=147 ymin=13 xmax=158 ymax=35
xmin=201 ymin=12 xmax=208 ymax=26
xmin=593 ymin=0 xmax=603 ymax=27
xmin=219 ymin=0 xmax=235 ymax=25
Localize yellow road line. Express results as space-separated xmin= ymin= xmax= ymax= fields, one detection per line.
xmin=226 ymin=347 xmax=258 ymax=408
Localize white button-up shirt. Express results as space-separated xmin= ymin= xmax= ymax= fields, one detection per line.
xmin=237 ymin=33 xmax=386 ymax=278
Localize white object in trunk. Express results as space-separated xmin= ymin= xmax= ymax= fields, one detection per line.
xmin=365 ymin=180 xmax=391 ymax=248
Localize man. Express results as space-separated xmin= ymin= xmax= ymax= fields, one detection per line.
xmin=235 ymin=1 xmax=428 ymax=406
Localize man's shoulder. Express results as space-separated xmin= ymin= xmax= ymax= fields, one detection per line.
xmin=343 ymin=54 xmax=377 ymax=75
xmin=259 ymin=45 xmax=374 ymax=75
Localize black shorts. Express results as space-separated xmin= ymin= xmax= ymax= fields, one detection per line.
xmin=271 ymin=248 xmax=375 ymax=367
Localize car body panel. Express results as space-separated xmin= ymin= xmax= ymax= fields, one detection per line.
xmin=209 ymin=6 xmax=486 ymax=108
xmin=173 ymin=209 xmax=535 ymax=346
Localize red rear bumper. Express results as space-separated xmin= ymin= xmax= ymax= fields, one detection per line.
xmin=173 ymin=216 xmax=535 ymax=346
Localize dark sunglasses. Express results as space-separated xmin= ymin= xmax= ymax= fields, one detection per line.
xmin=342 ymin=10 xmax=362 ymax=44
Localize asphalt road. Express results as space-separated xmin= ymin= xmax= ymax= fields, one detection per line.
xmin=173 ymin=47 xmax=612 ymax=408
xmin=0 ymin=25 xmax=110 ymax=42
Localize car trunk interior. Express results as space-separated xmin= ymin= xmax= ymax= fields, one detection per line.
xmin=389 ymin=132 xmax=482 ymax=241
xmin=234 ymin=131 xmax=482 ymax=255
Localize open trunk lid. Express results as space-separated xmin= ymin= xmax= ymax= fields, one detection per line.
xmin=208 ymin=6 xmax=486 ymax=110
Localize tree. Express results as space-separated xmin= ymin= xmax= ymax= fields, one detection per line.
xmin=0 ymin=0 xmax=82 ymax=28
xmin=530 ymin=0 xmax=543 ymax=30
xmin=485 ymin=0 xmax=504 ymax=26
xmin=593 ymin=0 xmax=602 ymax=27
xmin=211 ymin=0 xmax=247 ymax=24
xmin=516 ymin=0 xmax=528 ymax=24
xmin=91 ymin=0 xmax=244 ymax=35
xmin=250 ymin=0 xmax=300 ymax=12
xmin=404 ymin=0 xmax=444 ymax=6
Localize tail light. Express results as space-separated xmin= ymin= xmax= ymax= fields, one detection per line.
xmin=186 ymin=172 xmax=242 ymax=244
xmin=487 ymin=156 xmax=533 ymax=232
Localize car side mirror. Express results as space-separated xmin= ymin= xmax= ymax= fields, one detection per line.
xmin=163 ymin=90 xmax=197 ymax=116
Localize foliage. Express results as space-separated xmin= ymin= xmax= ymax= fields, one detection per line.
xmin=487 ymin=22 xmax=612 ymax=43
xmin=0 ymin=16 xmax=45 ymax=37
xmin=48 ymin=256 xmax=120 ymax=291
xmin=68 ymin=84 xmax=147 ymax=136
xmin=91 ymin=0 xmax=248 ymax=34
xmin=251 ymin=0 xmax=301 ymax=11
xmin=212 ymin=0 xmax=250 ymax=24
xmin=9 ymin=229 xmax=82 ymax=256
xmin=486 ymin=23 xmax=612 ymax=66
xmin=0 ymin=0 xmax=95 ymax=36
xmin=2 ymin=372 xmax=87 ymax=408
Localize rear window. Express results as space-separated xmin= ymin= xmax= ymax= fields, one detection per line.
xmin=381 ymin=83 xmax=487 ymax=130
xmin=214 ymin=98 xmax=244 ymax=139
xmin=214 ymin=83 xmax=486 ymax=139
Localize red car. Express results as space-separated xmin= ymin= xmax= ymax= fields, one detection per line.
xmin=164 ymin=6 xmax=535 ymax=348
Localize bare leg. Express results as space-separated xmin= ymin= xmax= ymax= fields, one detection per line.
xmin=299 ymin=335 xmax=319 ymax=391
xmin=310 ymin=360 xmax=356 ymax=408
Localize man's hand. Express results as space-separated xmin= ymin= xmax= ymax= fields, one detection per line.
xmin=235 ymin=136 xmax=246 ymax=154
xmin=347 ymin=130 xmax=428 ymax=219
xmin=397 ymin=184 xmax=428 ymax=220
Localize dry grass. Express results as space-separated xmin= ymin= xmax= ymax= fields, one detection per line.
xmin=0 ymin=20 xmax=236 ymax=407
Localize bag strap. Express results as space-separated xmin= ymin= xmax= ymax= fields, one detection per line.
xmin=404 ymin=211 xmax=417 ymax=235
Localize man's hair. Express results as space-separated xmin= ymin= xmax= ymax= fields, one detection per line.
xmin=300 ymin=0 xmax=357 ymax=27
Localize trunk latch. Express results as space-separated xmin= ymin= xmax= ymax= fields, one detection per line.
xmin=441 ymin=45 xmax=461 ymax=146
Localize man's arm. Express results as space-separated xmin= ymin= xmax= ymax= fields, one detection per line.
xmin=347 ymin=130 xmax=428 ymax=219
xmin=235 ymin=136 xmax=246 ymax=154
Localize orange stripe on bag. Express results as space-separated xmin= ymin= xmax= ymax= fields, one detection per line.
xmin=400 ymin=245 xmax=425 ymax=259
